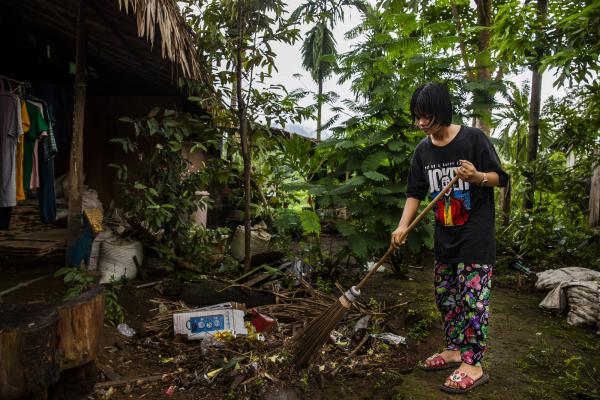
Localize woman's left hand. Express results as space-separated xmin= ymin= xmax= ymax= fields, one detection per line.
xmin=457 ymin=160 xmax=482 ymax=183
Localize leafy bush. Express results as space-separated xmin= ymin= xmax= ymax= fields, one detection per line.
xmin=54 ymin=267 xmax=94 ymax=300
xmin=111 ymin=108 xmax=228 ymax=272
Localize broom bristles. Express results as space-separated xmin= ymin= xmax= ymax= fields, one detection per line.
xmin=292 ymin=297 xmax=350 ymax=368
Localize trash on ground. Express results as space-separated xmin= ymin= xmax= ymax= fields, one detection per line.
xmin=250 ymin=310 xmax=277 ymax=332
xmin=117 ymin=322 xmax=137 ymax=337
xmin=366 ymin=260 xmax=390 ymax=273
xmin=291 ymin=258 xmax=313 ymax=285
xmin=329 ymin=330 xmax=349 ymax=348
xmin=351 ymin=315 xmax=370 ymax=347
xmin=165 ymin=384 xmax=176 ymax=397
xmin=509 ymin=260 xmax=534 ymax=275
xmin=173 ymin=302 xmax=247 ymax=340
xmin=371 ymin=332 xmax=407 ymax=345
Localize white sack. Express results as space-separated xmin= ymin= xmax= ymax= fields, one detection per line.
xmin=87 ymin=228 xmax=116 ymax=271
xmin=98 ymin=239 xmax=143 ymax=284
xmin=535 ymin=267 xmax=600 ymax=290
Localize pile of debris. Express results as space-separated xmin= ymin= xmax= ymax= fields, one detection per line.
xmin=95 ymin=280 xmax=409 ymax=398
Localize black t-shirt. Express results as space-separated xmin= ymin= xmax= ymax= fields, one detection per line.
xmin=406 ymin=126 xmax=509 ymax=264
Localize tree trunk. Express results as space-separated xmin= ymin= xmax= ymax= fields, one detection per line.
xmin=523 ymin=0 xmax=548 ymax=211
xmin=499 ymin=179 xmax=512 ymax=226
xmin=451 ymin=1 xmax=472 ymax=79
xmin=316 ymin=69 xmax=323 ymax=141
xmin=236 ymin=0 xmax=252 ymax=272
xmin=473 ymin=0 xmax=492 ymax=134
xmin=0 ymin=303 xmax=60 ymax=399
xmin=590 ymin=165 xmax=600 ymax=229
xmin=67 ymin=0 xmax=87 ymax=265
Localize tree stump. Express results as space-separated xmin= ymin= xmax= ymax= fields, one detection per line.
xmin=0 ymin=303 xmax=60 ymax=399
xmin=56 ymin=285 xmax=104 ymax=370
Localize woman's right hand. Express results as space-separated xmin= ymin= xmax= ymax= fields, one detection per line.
xmin=391 ymin=225 xmax=408 ymax=248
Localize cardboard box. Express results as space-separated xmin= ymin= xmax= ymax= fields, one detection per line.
xmin=173 ymin=302 xmax=247 ymax=340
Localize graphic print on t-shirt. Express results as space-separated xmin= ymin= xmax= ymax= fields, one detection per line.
xmin=425 ymin=161 xmax=471 ymax=226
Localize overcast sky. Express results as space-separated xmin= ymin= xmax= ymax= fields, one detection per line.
xmin=270 ymin=0 xmax=566 ymax=139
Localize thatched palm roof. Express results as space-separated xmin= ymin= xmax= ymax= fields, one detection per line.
xmin=118 ymin=0 xmax=201 ymax=81
xmin=0 ymin=0 xmax=202 ymax=92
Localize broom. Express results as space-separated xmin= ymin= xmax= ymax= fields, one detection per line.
xmin=292 ymin=174 xmax=460 ymax=368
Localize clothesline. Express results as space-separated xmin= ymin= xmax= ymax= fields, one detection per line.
xmin=0 ymin=74 xmax=31 ymax=92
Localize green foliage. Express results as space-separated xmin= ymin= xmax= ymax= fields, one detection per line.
xmin=496 ymin=84 xmax=600 ymax=268
xmin=178 ymin=225 xmax=232 ymax=273
xmin=181 ymin=0 xmax=311 ymax=129
xmin=542 ymin=0 xmax=600 ymax=87
xmin=272 ymin=208 xmax=303 ymax=238
xmin=104 ymin=280 xmax=125 ymax=326
xmin=299 ymin=209 xmax=321 ymax=235
xmin=301 ymin=0 xmax=462 ymax=264
xmin=112 ymin=108 xmax=231 ymax=272
xmin=53 ymin=267 xmax=94 ymax=300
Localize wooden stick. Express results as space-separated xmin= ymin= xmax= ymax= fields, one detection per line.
xmin=0 ymin=274 xmax=52 ymax=300
xmin=96 ymin=363 xmax=122 ymax=381
xmin=382 ymin=301 xmax=408 ymax=312
xmin=356 ymin=175 xmax=460 ymax=290
xmin=135 ymin=281 xmax=162 ymax=289
xmin=94 ymin=375 xmax=164 ymax=390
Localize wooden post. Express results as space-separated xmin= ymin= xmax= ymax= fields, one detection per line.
xmin=67 ymin=0 xmax=87 ymax=262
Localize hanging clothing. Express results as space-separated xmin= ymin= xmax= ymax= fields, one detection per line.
xmin=25 ymin=95 xmax=58 ymax=223
xmin=16 ymin=100 xmax=30 ymax=201
xmin=23 ymin=100 xmax=47 ymax=194
xmin=30 ymin=139 xmax=40 ymax=190
xmin=0 ymin=92 xmax=23 ymax=210
xmin=31 ymin=83 xmax=72 ymax=151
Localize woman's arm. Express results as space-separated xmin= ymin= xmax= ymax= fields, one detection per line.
xmin=457 ymin=160 xmax=501 ymax=187
xmin=391 ymin=197 xmax=421 ymax=246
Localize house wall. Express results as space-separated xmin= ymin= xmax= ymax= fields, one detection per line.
xmin=84 ymin=96 xmax=184 ymax=206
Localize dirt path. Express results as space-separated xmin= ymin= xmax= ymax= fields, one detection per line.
xmin=96 ymin=264 xmax=599 ymax=400
xmin=304 ymin=265 xmax=600 ymax=400
xmin=4 ymin=255 xmax=597 ymax=399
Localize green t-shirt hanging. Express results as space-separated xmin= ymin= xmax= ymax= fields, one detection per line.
xmin=23 ymin=101 xmax=48 ymax=192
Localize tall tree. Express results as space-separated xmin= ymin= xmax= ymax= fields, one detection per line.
xmin=523 ymin=0 xmax=548 ymax=210
xmin=292 ymin=0 xmax=365 ymax=140
xmin=472 ymin=0 xmax=494 ymax=134
xmin=182 ymin=0 xmax=306 ymax=271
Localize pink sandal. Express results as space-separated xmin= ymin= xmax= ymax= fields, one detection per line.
xmin=440 ymin=370 xmax=490 ymax=393
xmin=419 ymin=353 xmax=461 ymax=371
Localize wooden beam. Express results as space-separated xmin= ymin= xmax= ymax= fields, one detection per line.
xmin=67 ymin=0 xmax=87 ymax=264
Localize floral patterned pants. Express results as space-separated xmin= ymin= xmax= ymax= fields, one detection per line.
xmin=434 ymin=261 xmax=493 ymax=366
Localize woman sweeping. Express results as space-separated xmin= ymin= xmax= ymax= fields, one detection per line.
xmin=392 ymin=83 xmax=509 ymax=394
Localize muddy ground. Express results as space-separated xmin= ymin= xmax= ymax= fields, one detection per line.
xmin=1 ymin=253 xmax=599 ymax=400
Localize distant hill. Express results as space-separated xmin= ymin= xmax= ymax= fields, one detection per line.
xmin=284 ymin=123 xmax=315 ymax=138
xmin=283 ymin=123 xmax=333 ymax=139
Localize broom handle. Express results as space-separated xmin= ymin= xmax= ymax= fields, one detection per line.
xmin=356 ymin=174 xmax=460 ymax=290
